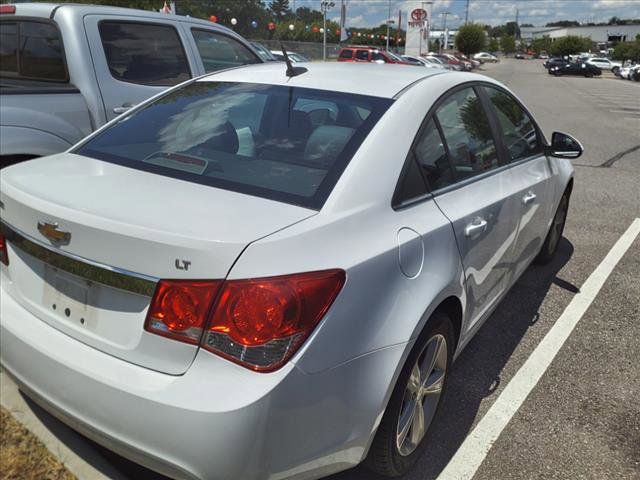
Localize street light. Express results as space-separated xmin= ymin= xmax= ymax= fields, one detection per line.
xmin=321 ymin=1 xmax=335 ymax=61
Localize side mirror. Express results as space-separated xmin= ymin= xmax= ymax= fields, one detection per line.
xmin=546 ymin=132 xmax=583 ymax=159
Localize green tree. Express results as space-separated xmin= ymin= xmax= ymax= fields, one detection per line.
xmin=500 ymin=35 xmax=516 ymax=54
xmin=545 ymin=20 xmax=580 ymax=27
xmin=269 ymin=0 xmax=290 ymax=20
xmin=488 ymin=37 xmax=499 ymax=53
xmin=548 ymin=36 xmax=592 ymax=57
xmin=455 ymin=23 xmax=486 ymax=57
xmin=612 ymin=39 xmax=640 ymax=62
xmin=530 ymin=36 xmax=552 ymax=55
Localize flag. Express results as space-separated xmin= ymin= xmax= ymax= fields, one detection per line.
xmin=340 ymin=1 xmax=348 ymax=42
xmin=160 ymin=1 xmax=171 ymax=14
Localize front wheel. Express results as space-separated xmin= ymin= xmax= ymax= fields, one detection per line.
xmin=535 ymin=191 xmax=570 ymax=264
xmin=612 ymin=66 xmax=620 ymax=75
xmin=365 ymin=312 xmax=454 ymax=477
xmin=585 ymin=72 xmax=594 ymax=78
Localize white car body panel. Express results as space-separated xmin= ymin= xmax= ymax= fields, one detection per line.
xmin=0 ymin=63 xmax=575 ymax=479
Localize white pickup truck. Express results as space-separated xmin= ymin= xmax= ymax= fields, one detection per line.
xmin=0 ymin=2 xmax=263 ymax=167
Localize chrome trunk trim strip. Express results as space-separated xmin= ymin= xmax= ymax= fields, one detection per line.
xmin=1 ymin=221 xmax=158 ymax=297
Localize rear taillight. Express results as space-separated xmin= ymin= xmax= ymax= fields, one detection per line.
xmin=144 ymin=270 xmax=345 ymax=372
xmin=145 ymin=280 xmax=223 ymax=343
xmin=204 ymin=270 xmax=345 ymax=372
xmin=0 ymin=4 xmax=16 ymax=14
xmin=0 ymin=233 xmax=8 ymax=266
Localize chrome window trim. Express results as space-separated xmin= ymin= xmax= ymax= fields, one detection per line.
xmin=1 ymin=221 xmax=158 ymax=297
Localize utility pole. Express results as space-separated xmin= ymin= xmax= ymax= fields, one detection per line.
xmin=386 ymin=0 xmax=391 ymax=50
xmin=515 ymin=8 xmax=520 ymax=40
xmin=320 ymin=1 xmax=335 ymax=62
xmin=465 ymin=0 xmax=469 ymax=24
xmin=425 ymin=1 xmax=433 ymax=55
xmin=441 ymin=11 xmax=451 ymax=50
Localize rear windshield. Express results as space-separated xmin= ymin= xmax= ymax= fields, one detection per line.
xmin=76 ymin=82 xmax=392 ymax=209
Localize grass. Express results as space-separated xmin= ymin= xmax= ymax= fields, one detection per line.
xmin=0 ymin=407 xmax=76 ymax=480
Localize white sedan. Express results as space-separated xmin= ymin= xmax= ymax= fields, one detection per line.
xmin=473 ymin=52 xmax=499 ymax=63
xmin=0 ymin=63 xmax=580 ymax=480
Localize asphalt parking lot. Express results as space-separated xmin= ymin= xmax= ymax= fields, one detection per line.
xmin=2 ymin=58 xmax=639 ymax=480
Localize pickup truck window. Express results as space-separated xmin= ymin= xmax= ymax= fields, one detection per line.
xmin=191 ymin=29 xmax=261 ymax=73
xmin=99 ymin=21 xmax=190 ymax=86
xmin=0 ymin=20 xmax=68 ymax=82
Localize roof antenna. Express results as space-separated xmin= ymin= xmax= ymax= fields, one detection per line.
xmin=281 ymin=42 xmax=307 ymax=78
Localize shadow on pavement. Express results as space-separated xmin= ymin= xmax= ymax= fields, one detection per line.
xmin=18 ymin=239 xmax=574 ymax=480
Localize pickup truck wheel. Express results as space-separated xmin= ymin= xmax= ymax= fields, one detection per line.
xmin=535 ymin=191 xmax=570 ymax=265
xmin=364 ymin=311 xmax=454 ymax=477
xmin=612 ymin=66 xmax=620 ymax=75
xmin=585 ymin=72 xmax=594 ymax=78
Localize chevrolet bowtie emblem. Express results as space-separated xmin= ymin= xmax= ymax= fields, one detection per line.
xmin=37 ymin=221 xmax=71 ymax=246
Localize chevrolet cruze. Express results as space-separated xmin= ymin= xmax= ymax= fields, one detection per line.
xmin=0 ymin=63 xmax=581 ymax=480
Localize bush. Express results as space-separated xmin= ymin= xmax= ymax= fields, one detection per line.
xmin=500 ymin=35 xmax=516 ymax=54
xmin=455 ymin=23 xmax=486 ymax=57
xmin=549 ymin=36 xmax=592 ymax=57
xmin=612 ymin=40 xmax=640 ymax=62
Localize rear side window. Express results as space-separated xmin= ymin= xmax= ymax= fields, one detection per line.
xmin=339 ymin=49 xmax=353 ymax=59
xmin=372 ymin=52 xmax=386 ymax=62
xmin=0 ymin=20 xmax=67 ymax=81
xmin=483 ymin=86 xmax=543 ymax=162
xmin=75 ymin=82 xmax=393 ymax=209
xmin=356 ymin=50 xmax=369 ymax=61
xmin=99 ymin=21 xmax=190 ymax=86
xmin=435 ymin=87 xmax=499 ymax=181
xmin=414 ymin=118 xmax=455 ymax=190
xmin=191 ymin=29 xmax=260 ymax=73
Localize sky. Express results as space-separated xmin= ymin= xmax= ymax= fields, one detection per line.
xmin=289 ymin=0 xmax=640 ymax=29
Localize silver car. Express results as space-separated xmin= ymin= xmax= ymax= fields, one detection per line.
xmin=0 ymin=63 xmax=580 ymax=480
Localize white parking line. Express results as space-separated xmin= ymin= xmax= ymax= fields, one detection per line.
xmin=437 ymin=218 xmax=640 ymax=480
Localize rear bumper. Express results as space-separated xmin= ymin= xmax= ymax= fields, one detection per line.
xmin=0 ymin=285 xmax=406 ymax=480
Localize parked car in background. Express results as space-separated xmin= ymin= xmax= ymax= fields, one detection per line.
xmin=250 ymin=42 xmax=279 ymax=62
xmin=549 ymin=61 xmax=602 ymax=78
xmin=0 ymin=61 xmax=579 ymax=480
xmin=544 ymin=57 xmax=569 ymax=70
xmin=473 ymin=52 xmax=499 ymax=63
xmin=0 ymin=2 xmax=262 ymax=167
xmin=423 ymin=56 xmax=455 ymax=69
xmin=515 ymin=53 xmax=526 ymax=59
xmin=427 ymin=54 xmax=464 ymax=70
xmin=538 ymin=52 xmax=549 ymax=59
xmin=401 ymin=55 xmax=441 ymax=68
xmin=586 ymin=57 xmax=621 ymax=74
xmin=619 ymin=64 xmax=640 ymax=81
xmin=337 ymin=46 xmax=409 ymax=64
xmin=270 ymin=50 xmax=310 ymax=63
xmin=442 ymin=53 xmax=473 ymax=70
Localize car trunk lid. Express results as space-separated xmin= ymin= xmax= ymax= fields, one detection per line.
xmin=0 ymin=153 xmax=316 ymax=374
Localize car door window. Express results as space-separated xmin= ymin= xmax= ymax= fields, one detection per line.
xmin=191 ymin=29 xmax=260 ymax=73
xmin=1 ymin=20 xmax=67 ymax=81
xmin=483 ymin=86 xmax=543 ymax=162
xmin=356 ymin=50 xmax=369 ymax=61
xmin=372 ymin=52 xmax=386 ymax=62
xmin=99 ymin=21 xmax=190 ymax=86
xmin=339 ymin=49 xmax=353 ymax=59
xmin=413 ymin=118 xmax=455 ymax=190
xmin=436 ymin=87 xmax=499 ymax=180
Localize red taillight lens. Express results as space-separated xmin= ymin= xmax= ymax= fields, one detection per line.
xmin=145 ymin=280 xmax=223 ymax=343
xmin=0 ymin=5 xmax=16 ymax=14
xmin=204 ymin=269 xmax=345 ymax=372
xmin=0 ymin=233 xmax=8 ymax=266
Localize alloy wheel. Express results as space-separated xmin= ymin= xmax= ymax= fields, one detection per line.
xmin=396 ymin=334 xmax=448 ymax=456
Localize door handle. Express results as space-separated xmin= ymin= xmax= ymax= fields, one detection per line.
xmin=522 ymin=191 xmax=537 ymax=205
xmin=464 ymin=218 xmax=488 ymax=237
xmin=113 ymin=103 xmax=135 ymax=114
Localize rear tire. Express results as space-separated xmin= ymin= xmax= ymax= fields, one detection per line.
xmin=535 ymin=190 xmax=570 ymax=265
xmin=364 ymin=312 xmax=454 ymax=477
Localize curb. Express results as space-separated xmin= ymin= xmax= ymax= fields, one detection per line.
xmin=0 ymin=371 xmax=127 ymax=480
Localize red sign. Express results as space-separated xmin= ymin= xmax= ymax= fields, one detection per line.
xmin=411 ymin=8 xmax=427 ymax=22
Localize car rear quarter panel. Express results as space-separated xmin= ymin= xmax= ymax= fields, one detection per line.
xmin=228 ymin=74 xmax=490 ymax=375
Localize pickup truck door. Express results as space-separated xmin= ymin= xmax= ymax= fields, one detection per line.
xmin=83 ymin=15 xmax=199 ymax=123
